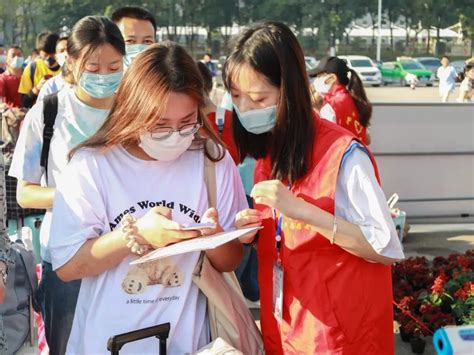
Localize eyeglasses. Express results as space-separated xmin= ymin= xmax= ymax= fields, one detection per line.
xmin=149 ymin=122 xmax=201 ymax=140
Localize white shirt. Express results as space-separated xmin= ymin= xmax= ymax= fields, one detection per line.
xmin=37 ymin=74 xmax=69 ymax=101
xmin=437 ymin=65 xmax=457 ymax=94
xmin=9 ymin=86 xmax=109 ymax=262
xmin=319 ymin=103 xmax=337 ymax=123
xmin=336 ymin=143 xmax=404 ymax=260
xmin=49 ymin=146 xmax=248 ymax=354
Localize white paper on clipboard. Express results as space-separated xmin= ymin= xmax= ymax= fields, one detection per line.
xmin=130 ymin=227 xmax=261 ymax=265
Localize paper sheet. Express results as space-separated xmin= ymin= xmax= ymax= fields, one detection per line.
xmin=130 ymin=227 xmax=260 ymax=265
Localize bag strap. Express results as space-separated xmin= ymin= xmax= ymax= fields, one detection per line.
xmin=40 ymin=92 xmax=59 ymax=183
xmin=29 ymin=61 xmax=37 ymax=87
xmin=204 ymin=140 xmax=218 ymax=209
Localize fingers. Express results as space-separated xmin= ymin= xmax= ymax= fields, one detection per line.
xmin=235 ymin=209 xmax=263 ymax=229
xmin=168 ymin=229 xmax=201 ymax=241
xmin=152 ymin=206 xmax=173 ymax=219
xmin=201 ymin=207 xmax=218 ymax=224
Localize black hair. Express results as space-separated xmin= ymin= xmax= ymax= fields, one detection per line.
xmin=68 ymin=16 xmax=125 ymax=67
xmin=205 ymin=53 xmax=212 ymax=58
xmin=346 ymin=69 xmax=372 ymax=127
xmin=58 ymin=36 xmax=69 ymax=43
xmin=196 ymin=61 xmax=213 ymax=95
xmin=223 ymin=21 xmax=314 ymax=184
xmin=9 ymin=45 xmax=22 ymax=51
xmin=111 ymin=6 xmax=157 ymax=32
xmin=441 ymin=56 xmax=450 ymax=61
xmin=465 ymin=63 xmax=474 ymax=73
xmin=36 ymin=31 xmax=59 ymax=54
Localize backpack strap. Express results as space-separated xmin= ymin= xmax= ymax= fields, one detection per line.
xmin=40 ymin=93 xmax=59 ymax=183
xmin=215 ymin=107 xmax=226 ymax=136
xmin=29 ymin=61 xmax=37 ymax=88
xmin=203 ymin=140 xmax=218 ymax=208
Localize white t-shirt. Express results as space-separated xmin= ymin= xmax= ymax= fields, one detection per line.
xmin=437 ymin=66 xmax=457 ymax=94
xmin=336 ymin=143 xmax=404 ymax=259
xmin=37 ymin=74 xmax=70 ymax=101
xmin=319 ymin=103 xmax=336 ymax=123
xmin=49 ymin=146 xmax=248 ymax=354
xmin=9 ymin=86 xmax=109 ymax=262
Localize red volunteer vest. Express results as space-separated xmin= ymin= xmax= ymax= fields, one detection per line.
xmin=254 ymin=117 xmax=394 ymax=354
xmin=322 ymin=84 xmax=368 ymax=144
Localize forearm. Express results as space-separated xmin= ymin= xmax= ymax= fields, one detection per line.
xmin=17 ymin=180 xmax=55 ymax=209
xmin=56 ymin=229 xmax=131 ymax=282
xmin=205 ymin=239 xmax=243 ymax=272
xmin=295 ymin=199 xmax=396 ymax=265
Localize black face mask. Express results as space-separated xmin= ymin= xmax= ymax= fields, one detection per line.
xmin=45 ymin=56 xmax=56 ymax=67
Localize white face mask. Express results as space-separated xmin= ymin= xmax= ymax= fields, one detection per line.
xmin=56 ymin=52 xmax=67 ymax=67
xmin=138 ymin=131 xmax=194 ymax=161
xmin=313 ymin=76 xmax=332 ymax=95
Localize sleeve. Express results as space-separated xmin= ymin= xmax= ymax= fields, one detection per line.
xmin=0 ymin=76 xmax=6 ymax=98
xmin=215 ymin=152 xmax=248 ymax=231
xmin=0 ymin=156 xmax=14 ymax=269
xmin=8 ymin=101 xmax=46 ymax=184
xmin=18 ymin=64 xmax=33 ymax=94
xmin=335 ymin=145 xmax=405 ymax=260
xmin=319 ymin=103 xmax=337 ymax=123
xmin=49 ymin=152 xmax=108 ymax=270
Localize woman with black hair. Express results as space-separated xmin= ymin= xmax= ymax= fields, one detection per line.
xmin=309 ymin=56 xmax=372 ymax=145
xmin=229 ymin=22 xmax=404 ymax=354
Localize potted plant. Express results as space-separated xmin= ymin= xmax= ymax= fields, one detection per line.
xmin=409 ymin=328 xmax=427 ymax=354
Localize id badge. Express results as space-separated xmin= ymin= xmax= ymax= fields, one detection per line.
xmin=272 ymin=262 xmax=284 ymax=323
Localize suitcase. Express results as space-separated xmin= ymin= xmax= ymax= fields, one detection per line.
xmin=107 ymin=322 xmax=170 ymax=355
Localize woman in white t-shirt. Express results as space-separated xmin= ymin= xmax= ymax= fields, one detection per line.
xmin=9 ymin=16 xmax=125 ymax=354
xmin=49 ymin=42 xmax=246 ymax=354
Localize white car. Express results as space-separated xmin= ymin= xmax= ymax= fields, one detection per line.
xmin=338 ymin=55 xmax=382 ymax=87
xmin=305 ymin=56 xmax=318 ymax=70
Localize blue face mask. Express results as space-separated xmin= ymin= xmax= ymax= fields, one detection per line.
xmin=79 ymin=71 xmax=123 ymax=99
xmin=11 ymin=56 xmax=24 ymax=69
xmin=233 ymin=104 xmax=277 ymax=134
xmin=124 ymin=44 xmax=149 ymax=68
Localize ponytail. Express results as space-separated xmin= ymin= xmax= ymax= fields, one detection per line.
xmin=347 ymin=69 xmax=372 ymax=127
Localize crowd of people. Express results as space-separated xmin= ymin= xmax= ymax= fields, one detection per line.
xmin=5 ymin=4 xmax=468 ymax=354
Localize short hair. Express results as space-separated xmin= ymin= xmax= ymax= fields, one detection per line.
xmin=204 ymin=53 xmax=212 ymax=58
xmin=465 ymin=63 xmax=474 ymax=72
xmin=36 ymin=31 xmax=59 ymax=54
xmin=111 ymin=6 xmax=157 ymax=32
xmin=58 ymin=36 xmax=69 ymax=43
xmin=9 ymin=45 xmax=22 ymax=51
xmin=441 ymin=55 xmax=450 ymax=61
xmin=196 ymin=61 xmax=213 ymax=95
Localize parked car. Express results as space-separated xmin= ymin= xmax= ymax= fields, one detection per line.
xmin=305 ymin=56 xmax=318 ymax=70
xmin=415 ymin=57 xmax=440 ymax=80
xmin=451 ymin=60 xmax=466 ymax=82
xmin=338 ymin=55 xmax=382 ymax=87
xmin=380 ymin=59 xmax=434 ymax=86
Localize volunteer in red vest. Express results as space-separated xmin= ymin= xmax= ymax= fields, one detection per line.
xmin=0 ymin=46 xmax=24 ymax=108
xmin=229 ymin=22 xmax=404 ymax=354
xmin=309 ymin=56 xmax=372 ymax=145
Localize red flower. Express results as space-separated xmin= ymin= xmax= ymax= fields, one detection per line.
xmin=454 ymin=282 xmax=474 ymax=301
xmin=431 ymin=271 xmax=447 ymax=295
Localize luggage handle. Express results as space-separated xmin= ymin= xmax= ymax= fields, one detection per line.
xmin=107 ymin=322 xmax=170 ymax=355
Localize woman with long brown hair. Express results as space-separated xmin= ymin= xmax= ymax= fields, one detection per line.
xmin=48 ymin=42 xmax=246 ymax=354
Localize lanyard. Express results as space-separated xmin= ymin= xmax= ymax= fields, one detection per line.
xmin=273 ymin=209 xmax=283 ymax=263
xmin=273 ymin=184 xmax=291 ymax=264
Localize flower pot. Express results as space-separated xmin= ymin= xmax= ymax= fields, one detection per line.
xmin=400 ymin=327 xmax=411 ymax=342
xmin=410 ymin=337 xmax=426 ymax=354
